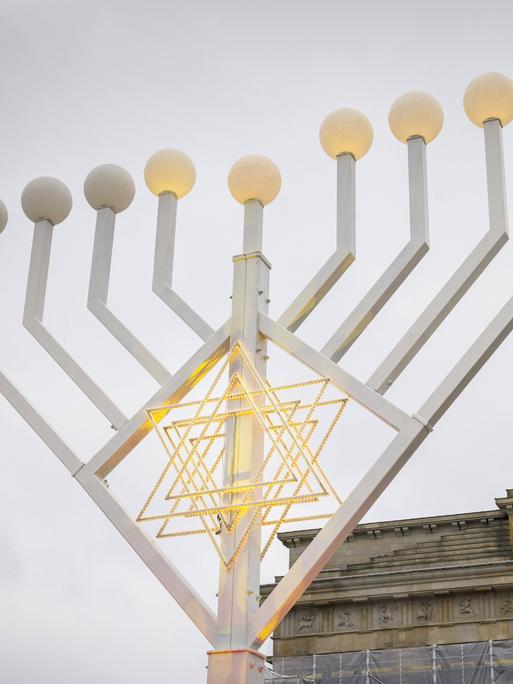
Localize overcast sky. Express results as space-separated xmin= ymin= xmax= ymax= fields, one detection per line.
xmin=2 ymin=1 xmax=513 ymax=682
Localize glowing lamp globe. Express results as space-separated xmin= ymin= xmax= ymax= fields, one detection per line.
xmin=0 ymin=199 xmax=7 ymax=233
xmin=227 ymin=155 xmax=281 ymax=206
xmin=319 ymin=108 xmax=373 ymax=160
xmin=463 ymin=72 xmax=513 ymax=127
xmin=84 ymin=164 xmax=135 ymax=213
xmin=388 ymin=91 xmax=444 ymax=144
xmin=21 ymin=177 xmax=72 ymax=225
xmin=144 ymin=149 xmax=196 ymax=198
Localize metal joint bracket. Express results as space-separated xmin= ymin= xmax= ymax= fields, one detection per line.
xmin=232 ymin=252 xmax=272 ymax=269
xmin=412 ymin=413 xmax=434 ymax=432
xmin=206 ymin=649 xmax=266 ymax=684
xmin=71 ymin=462 xmax=86 ymax=478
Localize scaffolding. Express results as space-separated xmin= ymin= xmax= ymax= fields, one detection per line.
xmin=266 ymin=639 xmax=513 ymax=682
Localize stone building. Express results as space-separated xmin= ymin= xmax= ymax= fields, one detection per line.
xmin=262 ymin=489 xmax=513 ymax=682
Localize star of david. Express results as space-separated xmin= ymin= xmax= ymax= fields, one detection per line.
xmin=137 ymin=343 xmax=348 ymax=567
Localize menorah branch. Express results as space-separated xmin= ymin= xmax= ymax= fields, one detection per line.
xmin=322 ymin=136 xmax=429 ymax=362
xmin=278 ymin=154 xmax=356 ymax=332
xmin=23 ymin=219 xmax=127 ymax=428
xmin=83 ymin=321 xmax=231 ymax=480
xmin=153 ymin=192 xmax=214 ymax=340
xmin=88 ymin=206 xmax=171 ymax=384
xmin=368 ymin=118 xmax=508 ymax=394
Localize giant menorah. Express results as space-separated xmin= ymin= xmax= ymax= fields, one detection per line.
xmin=1 ymin=73 xmax=513 ymax=683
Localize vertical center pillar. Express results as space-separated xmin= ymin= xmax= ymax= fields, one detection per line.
xmin=207 ymin=200 xmax=269 ymax=684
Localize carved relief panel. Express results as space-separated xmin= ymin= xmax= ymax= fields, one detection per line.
xmin=335 ymin=607 xmax=356 ymax=630
xmin=375 ymin=602 xmax=395 ymax=627
xmin=415 ymin=599 xmax=434 ymax=623
xmin=296 ymin=610 xmax=319 ymax=634
xmin=458 ymin=595 xmax=476 ymax=617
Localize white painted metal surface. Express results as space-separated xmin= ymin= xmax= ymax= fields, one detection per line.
xmin=418 ymin=294 xmax=513 ymax=427
xmin=322 ymin=136 xmax=429 ymax=362
xmin=0 ymin=370 xmax=83 ymax=474
xmin=259 ymin=314 xmax=411 ymax=431
xmin=278 ymin=154 xmax=355 ymax=332
xmin=23 ymin=219 xmax=127 ymax=428
xmin=88 ymin=207 xmax=171 ymax=384
xmin=83 ymin=320 xmax=231 ymax=479
xmin=75 ymin=466 xmax=218 ymax=646
xmin=215 ymin=200 xmax=269 ymax=652
xmin=368 ymin=119 xmax=508 ymax=393
xmin=153 ymin=192 xmax=214 ymax=340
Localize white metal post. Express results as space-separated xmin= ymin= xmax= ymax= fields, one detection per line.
xmin=322 ymin=136 xmax=429 ymax=362
xmin=208 ymin=199 xmax=269 ymax=683
xmin=88 ymin=206 xmax=171 ymax=384
xmin=368 ymin=119 xmax=508 ymax=393
xmin=278 ymin=153 xmax=356 ymax=332
xmin=153 ymin=192 xmax=214 ymax=340
xmin=23 ymin=219 xmax=127 ymax=428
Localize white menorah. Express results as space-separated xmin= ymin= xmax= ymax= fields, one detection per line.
xmin=1 ymin=72 xmax=513 ymax=683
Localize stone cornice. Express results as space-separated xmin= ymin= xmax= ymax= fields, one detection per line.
xmin=262 ymin=560 xmax=513 ymax=604
xmin=277 ymin=508 xmax=507 ymax=547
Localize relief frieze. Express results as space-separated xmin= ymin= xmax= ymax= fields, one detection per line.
xmin=288 ymin=588 xmax=512 ymax=640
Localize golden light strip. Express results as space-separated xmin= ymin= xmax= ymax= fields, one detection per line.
xmin=259 ymin=378 xmax=334 ymax=557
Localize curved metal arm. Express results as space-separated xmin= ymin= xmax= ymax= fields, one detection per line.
xmin=152 ymin=192 xmax=214 ymax=340
xmin=368 ymin=118 xmax=508 ymax=394
xmin=23 ymin=220 xmax=127 ymax=428
xmin=278 ymin=153 xmax=356 ymax=332
xmin=322 ymin=136 xmax=430 ymax=362
xmin=88 ymin=207 xmax=171 ymax=384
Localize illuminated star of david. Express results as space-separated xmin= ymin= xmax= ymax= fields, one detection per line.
xmin=137 ymin=343 xmax=348 ymax=567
